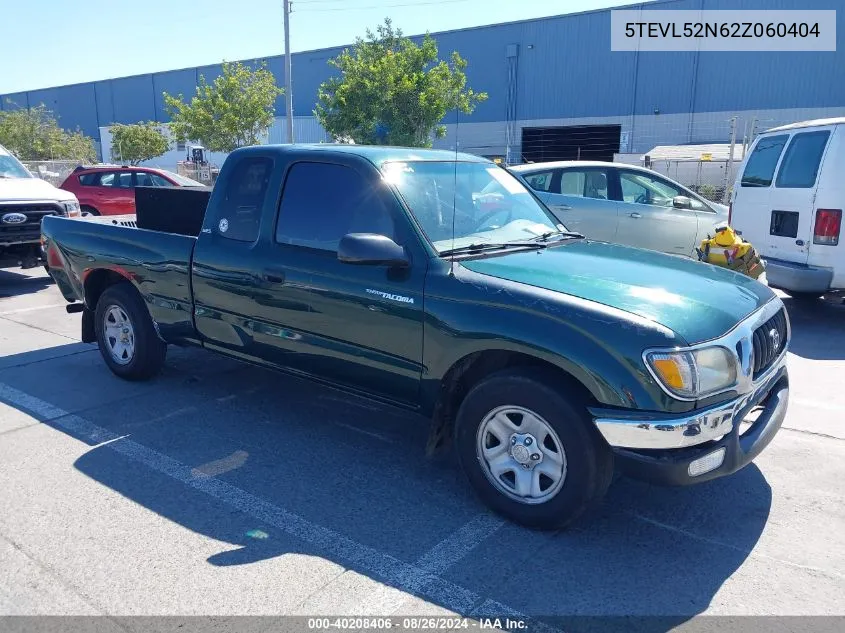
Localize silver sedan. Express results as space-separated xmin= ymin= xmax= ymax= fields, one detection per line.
xmin=510 ymin=161 xmax=729 ymax=258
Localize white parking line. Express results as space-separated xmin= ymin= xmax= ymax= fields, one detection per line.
xmin=0 ymin=382 xmax=561 ymax=628
xmin=349 ymin=513 xmax=504 ymax=616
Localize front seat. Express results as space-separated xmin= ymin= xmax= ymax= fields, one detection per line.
xmin=584 ymin=172 xmax=608 ymax=200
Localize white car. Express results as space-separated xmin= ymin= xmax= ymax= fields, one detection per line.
xmin=730 ymin=117 xmax=844 ymax=299
xmin=510 ymin=161 xmax=728 ymax=258
xmin=0 ymin=144 xmax=81 ymax=270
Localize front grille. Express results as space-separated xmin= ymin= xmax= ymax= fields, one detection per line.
xmin=0 ymin=202 xmax=65 ymax=240
xmin=751 ymin=307 xmax=788 ymax=379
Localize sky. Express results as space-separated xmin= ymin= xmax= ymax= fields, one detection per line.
xmin=0 ymin=0 xmax=645 ymax=94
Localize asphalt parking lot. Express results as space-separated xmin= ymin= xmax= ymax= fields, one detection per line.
xmin=1 ymin=267 xmax=844 ymax=627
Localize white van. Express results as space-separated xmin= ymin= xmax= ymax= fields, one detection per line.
xmin=730 ymin=118 xmax=844 ymax=299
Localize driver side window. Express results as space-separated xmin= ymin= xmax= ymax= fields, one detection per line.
xmin=275 ymin=162 xmax=396 ymax=251
xmin=620 ymin=170 xmax=682 ymax=207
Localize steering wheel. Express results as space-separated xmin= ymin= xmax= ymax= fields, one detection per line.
xmin=473 ymin=207 xmax=514 ymax=232
xmin=634 ymin=193 xmax=649 ymax=205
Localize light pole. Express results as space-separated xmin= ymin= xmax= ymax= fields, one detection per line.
xmin=283 ymin=0 xmax=294 ymax=143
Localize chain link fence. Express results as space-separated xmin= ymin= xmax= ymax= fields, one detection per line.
xmin=21 ymin=160 xmax=81 ymax=186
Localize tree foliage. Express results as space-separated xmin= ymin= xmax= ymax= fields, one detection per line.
xmin=315 ymin=19 xmax=487 ymax=147
xmin=164 ymin=61 xmax=283 ymax=153
xmin=0 ymin=101 xmax=97 ymax=162
xmin=110 ymin=122 xmax=170 ymax=165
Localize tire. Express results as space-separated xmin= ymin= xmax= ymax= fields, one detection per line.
xmin=454 ymin=368 xmax=613 ymax=530
xmin=788 ymin=290 xmax=825 ymax=301
xmin=94 ymin=283 xmax=166 ymax=380
xmin=81 ymin=205 xmax=100 ymax=217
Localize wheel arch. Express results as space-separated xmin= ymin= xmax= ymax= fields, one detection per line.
xmin=425 ymin=349 xmax=597 ymax=458
xmin=81 ymin=269 xmax=142 ymax=343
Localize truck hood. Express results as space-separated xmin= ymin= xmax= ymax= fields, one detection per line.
xmin=460 ymin=240 xmax=775 ymax=344
xmin=0 ymin=177 xmax=76 ymax=202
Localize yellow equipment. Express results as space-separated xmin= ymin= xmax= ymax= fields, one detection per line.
xmin=696 ymin=225 xmax=765 ymax=280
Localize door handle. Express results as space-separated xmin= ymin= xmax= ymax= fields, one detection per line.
xmin=629 ymin=212 xmax=642 ymax=219
xmin=553 ymin=204 xmax=572 ymax=211
xmin=262 ymin=269 xmax=286 ymax=284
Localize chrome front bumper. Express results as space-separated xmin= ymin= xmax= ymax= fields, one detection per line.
xmin=592 ymin=350 xmax=787 ymax=450
xmin=592 ymin=297 xmax=790 ymax=451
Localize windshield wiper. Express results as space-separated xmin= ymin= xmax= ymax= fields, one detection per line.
xmin=531 ymin=230 xmax=585 ymax=242
xmin=440 ymin=241 xmax=548 ymax=257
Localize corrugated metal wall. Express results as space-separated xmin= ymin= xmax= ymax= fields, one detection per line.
xmin=2 ymin=0 xmax=843 ymax=149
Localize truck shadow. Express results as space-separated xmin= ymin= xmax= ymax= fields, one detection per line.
xmin=0 ymin=343 xmax=773 ymax=622
xmin=780 ymin=293 xmax=845 ymax=360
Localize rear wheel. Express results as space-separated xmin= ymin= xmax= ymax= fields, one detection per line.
xmin=94 ymin=283 xmax=166 ymax=380
xmin=788 ymin=290 xmax=825 ymax=301
xmin=81 ymin=205 xmax=100 ymax=217
xmin=454 ymin=368 xmax=613 ymax=530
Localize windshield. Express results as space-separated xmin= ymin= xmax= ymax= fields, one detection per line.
xmin=0 ymin=147 xmax=33 ymax=179
xmin=160 ymin=169 xmax=205 ymax=187
xmin=382 ymin=160 xmax=564 ymax=253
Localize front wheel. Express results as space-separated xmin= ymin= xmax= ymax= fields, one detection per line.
xmin=95 ymin=283 xmax=166 ymax=380
xmin=454 ymin=368 xmax=613 ymax=530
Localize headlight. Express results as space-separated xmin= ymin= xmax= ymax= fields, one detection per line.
xmin=646 ymin=346 xmax=737 ymax=399
xmin=62 ymin=200 xmax=81 ymax=217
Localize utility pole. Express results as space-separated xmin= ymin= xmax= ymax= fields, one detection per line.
xmin=723 ymin=116 xmax=737 ymax=203
xmin=283 ymin=0 xmax=294 ymax=144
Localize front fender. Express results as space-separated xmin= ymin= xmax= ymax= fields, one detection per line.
xmin=420 ymin=266 xmax=692 ymax=416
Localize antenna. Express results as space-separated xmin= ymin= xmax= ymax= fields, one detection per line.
xmin=449 ymin=106 xmax=459 ymax=276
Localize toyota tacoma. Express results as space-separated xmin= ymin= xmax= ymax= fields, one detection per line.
xmin=41 ymin=145 xmax=790 ymax=529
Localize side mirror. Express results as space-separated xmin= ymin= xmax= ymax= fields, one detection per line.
xmin=672 ymin=195 xmax=693 ymax=210
xmin=338 ymin=233 xmax=409 ymax=267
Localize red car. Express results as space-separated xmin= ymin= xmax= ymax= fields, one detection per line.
xmin=59 ymin=165 xmax=205 ymax=216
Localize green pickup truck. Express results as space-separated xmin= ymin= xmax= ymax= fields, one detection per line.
xmin=42 ymin=144 xmax=790 ymax=529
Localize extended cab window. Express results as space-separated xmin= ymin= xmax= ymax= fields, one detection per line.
xmin=215 ymin=157 xmax=273 ymax=242
xmin=275 ymin=162 xmax=395 ymax=251
xmin=775 ymin=130 xmax=830 ymax=188
xmin=741 ymin=134 xmax=788 ymax=187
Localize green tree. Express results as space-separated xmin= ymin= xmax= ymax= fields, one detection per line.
xmin=315 ymin=19 xmax=487 ymax=147
xmin=111 ymin=122 xmax=170 ymax=165
xmin=0 ymin=101 xmax=96 ymax=162
xmin=163 ymin=61 xmax=283 ymax=153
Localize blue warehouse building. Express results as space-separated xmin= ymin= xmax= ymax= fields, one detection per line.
xmin=2 ymin=0 xmax=844 ymax=166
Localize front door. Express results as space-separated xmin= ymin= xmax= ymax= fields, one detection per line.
xmin=545 ymin=167 xmax=620 ymax=242
xmin=614 ymin=168 xmax=701 ymax=257
xmin=261 ymin=158 xmax=426 ymax=405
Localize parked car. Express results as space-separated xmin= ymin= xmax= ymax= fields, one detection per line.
xmin=42 ymin=145 xmax=790 ymax=529
xmin=730 ymin=117 xmax=844 ymax=299
xmin=59 ymin=165 xmax=205 ymax=216
xmin=510 ymin=161 xmax=728 ymax=258
xmin=0 ymin=143 xmax=81 ymax=270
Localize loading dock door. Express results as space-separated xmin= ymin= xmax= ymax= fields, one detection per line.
xmin=521 ymin=125 xmax=621 ymax=163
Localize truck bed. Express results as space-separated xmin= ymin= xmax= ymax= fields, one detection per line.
xmin=42 ymin=214 xmax=198 ymax=343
